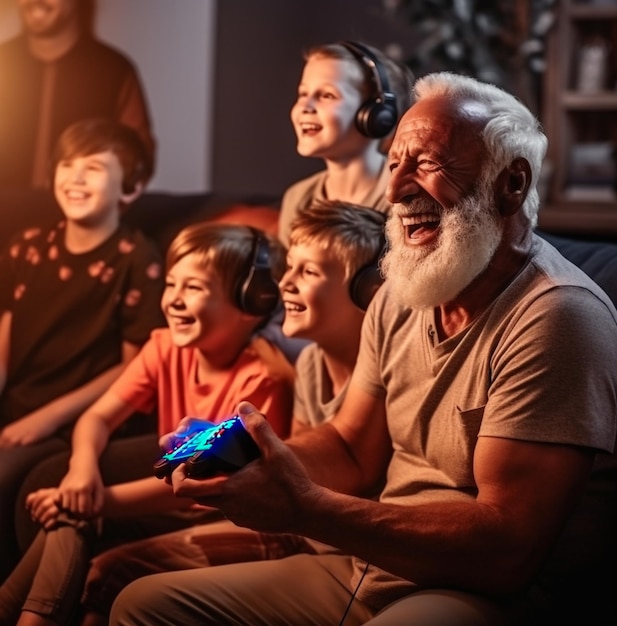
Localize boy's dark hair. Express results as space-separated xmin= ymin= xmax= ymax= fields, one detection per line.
xmin=52 ymin=118 xmax=152 ymax=194
xmin=166 ymin=222 xmax=285 ymax=318
xmin=289 ymin=201 xmax=386 ymax=282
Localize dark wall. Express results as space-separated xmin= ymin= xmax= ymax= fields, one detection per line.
xmin=211 ymin=0 xmax=416 ymax=200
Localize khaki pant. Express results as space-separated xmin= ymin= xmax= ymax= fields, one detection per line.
xmin=110 ymin=553 xmax=509 ymax=626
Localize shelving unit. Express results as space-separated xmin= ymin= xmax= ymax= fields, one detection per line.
xmin=538 ymin=0 xmax=617 ymax=237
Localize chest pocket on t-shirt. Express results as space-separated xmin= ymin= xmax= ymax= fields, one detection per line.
xmin=456 ymin=405 xmax=485 ymax=441
xmin=436 ymin=404 xmax=485 ymax=487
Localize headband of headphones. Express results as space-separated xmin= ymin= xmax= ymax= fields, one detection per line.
xmin=340 ymin=41 xmax=399 ymax=139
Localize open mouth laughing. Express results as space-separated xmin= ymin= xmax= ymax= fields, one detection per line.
xmin=167 ymin=314 xmax=195 ymax=330
xmin=299 ymin=122 xmax=322 ymax=136
xmin=401 ymin=212 xmax=441 ymax=244
xmin=283 ymin=300 xmax=306 ymax=314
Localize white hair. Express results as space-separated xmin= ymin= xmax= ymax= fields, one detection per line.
xmin=414 ymin=72 xmax=548 ymax=227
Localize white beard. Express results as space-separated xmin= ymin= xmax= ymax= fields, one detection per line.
xmin=381 ymin=184 xmax=503 ymax=309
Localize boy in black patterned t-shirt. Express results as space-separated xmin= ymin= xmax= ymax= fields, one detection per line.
xmin=0 ymin=118 xmax=165 ymax=582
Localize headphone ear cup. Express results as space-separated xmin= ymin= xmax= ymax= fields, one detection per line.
xmin=235 ymin=232 xmax=280 ymax=316
xmin=340 ymin=41 xmax=399 ymax=139
xmin=349 ymin=263 xmax=384 ymax=311
xmin=355 ymin=96 xmax=398 ymax=139
xmin=236 ymin=265 xmax=280 ymax=316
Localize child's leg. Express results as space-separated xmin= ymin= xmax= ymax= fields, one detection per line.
xmin=15 ymin=434 xmax=159 ymax=554
xmin=81 ymin=518 xmax=318 ymax=620
xmin=0 ymin=530 xmax=47 ymax=624
xmin=20 ymin=514 xmax=97 ymax=625
xmin=0 ymin=438 xmax=67 ymax=582
xmin=16 ymin=612 xmax=57 ymax=626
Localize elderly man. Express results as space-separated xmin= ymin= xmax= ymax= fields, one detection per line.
xmin=110 ymin=73 xmax=617 ymax=626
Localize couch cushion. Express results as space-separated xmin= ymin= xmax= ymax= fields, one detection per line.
xmin=537 ymin=231 xmax=617 ymax=308
xmin=124 ymin=193 xmax=280 ymax=254
xmin=207 ymin=203 xmax=279 ymax=236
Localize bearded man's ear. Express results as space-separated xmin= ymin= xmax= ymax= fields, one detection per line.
xmin=494 ymin=158 xmax=532 ymax=217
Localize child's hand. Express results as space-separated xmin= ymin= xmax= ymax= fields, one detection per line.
xmin=158 ymin=416 xmax=218 ymax=453
xmin=26 ymin=488 xmax=62 ymax=529
xmin=57 ymin=465 xmax=105 ymax=518
xmin=0 ymin=413 xmax=56 ymax=447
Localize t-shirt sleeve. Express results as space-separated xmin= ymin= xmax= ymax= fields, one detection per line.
xmin=243 ymin=375 xmax=294 ymax=439
xmin=119 ymin=231 xmax=166 ymax=346
xmin=292 ymin=346 xmax=314 ymax=426
xmin=277 ymin=186 xmax=296 ymax=249
xmin=108 ymin=330 xmax=163 ymax=414
xmin=0 ymin=237 xmax=18 ymax=313
xmin=481 ymin=286 xmax=617 ymax=452
xmin=0 ymin=228 xmax=43 ymax=313
xmin=277 ymin=172 xmax=323 ymax=249
xmin=235 ymin=338 xmax=294 ymax=438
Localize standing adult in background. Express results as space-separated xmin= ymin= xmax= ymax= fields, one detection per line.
xmin=0 ymin=0 xmax=156 ymax=191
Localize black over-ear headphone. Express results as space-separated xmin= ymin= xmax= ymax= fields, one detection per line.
xmin=348 ymin=229 xmax=388 ymax=312
xmin=235 ymin=228 xmax=280 ymax=317
xmin=340 ymin=41 xmax=399 ymax=139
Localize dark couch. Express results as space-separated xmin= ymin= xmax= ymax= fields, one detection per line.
xmin=537 ymin=230 xmax=617 ymax=307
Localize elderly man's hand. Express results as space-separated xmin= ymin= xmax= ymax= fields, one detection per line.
xmin=171 ymin=401 xmax=319 ymax=534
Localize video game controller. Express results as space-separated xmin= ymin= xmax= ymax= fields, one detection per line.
xmin=153 ymin=416 xmax=260 ymax=479
xmin=184 ymin=415 xmax=260 ymax=478
xmin=153 ymin=420 xmax=218 ymax=479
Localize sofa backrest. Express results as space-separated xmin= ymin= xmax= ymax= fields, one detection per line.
xmin=123 ymin=192 xmax=281 ymax=255
xmin=0 ymin=189 xmax=281 ymax=258
xmin=537 ymin=231 xmax=617 ymax=308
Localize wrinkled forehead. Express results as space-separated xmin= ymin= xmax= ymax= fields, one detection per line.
xmin=391 ymin=94 xmax=489 ymax=158
xmin=410 ymin=93 xmax=490 ymax=127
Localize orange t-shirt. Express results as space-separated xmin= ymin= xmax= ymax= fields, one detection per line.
xmin=109 ymin=328 xmax=294 ymax=438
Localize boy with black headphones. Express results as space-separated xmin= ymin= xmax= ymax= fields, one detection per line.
xmin=34 ymin=201 xmax=385 ymax=626
xmin=0 ymin=118 xmax=165 ymax=582
xmin=277 ymin=40 xmax=414 ymax=248
xmin=0 ymin=221 xmax=295 ymax=625
xmin=280 ymin=201 xmax=386 ymax=433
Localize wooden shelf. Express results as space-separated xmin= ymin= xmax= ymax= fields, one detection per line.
xmin=562 ymin=92 xmax=617 ymax=109
xmin=569 ymin=4 xmax=617 ymax=20
xmin=540 ymin=0 xmax=617 ymax=236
